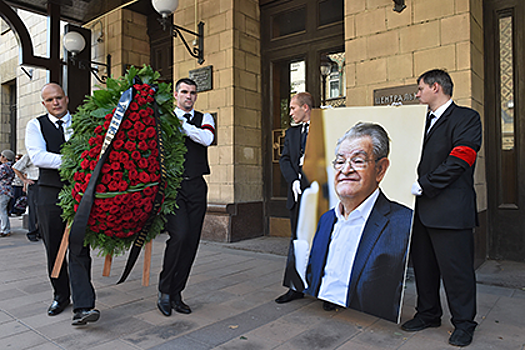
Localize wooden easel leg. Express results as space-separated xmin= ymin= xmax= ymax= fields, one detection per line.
xmin=142 ymin=241 xmax=152 ymax=286
xmin=103 ymin=254 xmax=113 ymax=276
xmin=51 ymin=223 xmax=71 ymax=278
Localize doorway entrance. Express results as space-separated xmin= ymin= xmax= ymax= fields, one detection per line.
xmin=484 ymin=0 xmax=525 ymax=261
xmin=260 ymin=0 xmax=344 ymax=235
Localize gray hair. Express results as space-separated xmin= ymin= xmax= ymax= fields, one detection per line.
xmin=335 ymin=122 xmax=390 ymax=159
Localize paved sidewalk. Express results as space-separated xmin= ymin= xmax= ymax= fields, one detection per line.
xmin=1 ymin=216 xmax=525 ymax=350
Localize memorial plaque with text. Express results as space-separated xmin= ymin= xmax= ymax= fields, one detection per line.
xmin=373 ymin=85 xmax=419 ymax=106
xmin=189 ymin=66 xmax=213 ymax=92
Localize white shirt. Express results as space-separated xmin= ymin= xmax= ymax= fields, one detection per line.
xmin=318 ymin=188 xmax=380 ymax=306
xmin=12 ymin=154 xmax=39 ymax=180
xmin=428 ymin=99 xmax=453 ymax=132
xmin=26 ymin=112 xmax=72 ymax=169
xmin=175 ymin=107 xmax=215 ymax=147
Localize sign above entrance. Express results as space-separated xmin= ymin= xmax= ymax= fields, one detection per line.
xmin=189 ymin=65 xmax=213 ymax=92
xmin=373 ymin=85 xmax=418 ymax=106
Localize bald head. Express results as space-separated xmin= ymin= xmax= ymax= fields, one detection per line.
xmin=41 ymin=83 xmax=69 ymax=119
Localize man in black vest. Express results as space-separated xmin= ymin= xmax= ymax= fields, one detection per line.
xmin=26 ymin=83 xmax=99 ymax=326
xmin=157 ymin=78 xmax=215 ymax=316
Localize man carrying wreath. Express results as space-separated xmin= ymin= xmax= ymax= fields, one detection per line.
xmin=26 ymin=83 xmax=99 ymax=326
xmin=157 ymin=78 xmax=215 ymax=316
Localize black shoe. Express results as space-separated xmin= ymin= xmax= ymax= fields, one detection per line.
xmin=322 ymin=301 xmax=338 ymax=311
xmin=275 ymin=289 xmax=304 ymax=304
xmin=72 ymin=309 xmax=100 ymax=326
xmin=449 ymin=329 xmax=473 ymax=347
xmin=27 ymin=234 xmax=38 ymax=242
xmin=401 ymin=317 xmax=441 ymax=332
xmin=48 ymin=299 xmax=70 ymax=316
xmin=157 ymin=292 xmax=171 ymax=316
xmin=171 ymin=299 xmax=191 ymax=314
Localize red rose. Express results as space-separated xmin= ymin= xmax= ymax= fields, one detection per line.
xmin=119 ymin=152 xmax=130 ymax=162
xmin=145 ymin=127 xmax=156 ymax=138
xmin=150 ymin=173 xmax=160 ymax=182
xmin=109 ymin=205 xmax=120 ymax=215
xmin=129 ymin=112 xmax=140 ymax=121
xmin=128 ymin=129 xmax=138 ymax=140
xmin=109 ymin=151 xmax=120 ymax=162
xmin=137 ymin=97 xmax=147 ymax=106
xmin=138 ymin=158 xmax=148 ymax=169
xmin=133 ymin=84 xmax=143 ymax=90
xmin=148 ymin=88 xmax=155 ymax=96
xmin=110 ymin=162 xmax=120 ymax=171
xmin=137 ymin=132 xmax=147 ymax=141
xmin=128 ymin=168 xmax=139 ymax=180
xmin=102 ymin=163 xmax=112 ymax=174
xmin=74 ymin=172 xmax=85 ymax=182
xmin=139 ymin=109 xmax=149 ymax=118
xmin=84 ymin=173 xmax=92 ymax=183
xmin=81 ymin=150 xmax=89 ymax=159
xmin=96 ymin=184 xmax=107 ymax=193
xmin=118 ymin=181 xmax=128 ymax=192
xmin=89 ymin=161 xmax=97 ymax=171
xmin=100 ymin=201 xmax=112 ymax=211
xmin=99 ymin=223 xmax=108 ymax=231
xmin=115 ymin=131 xmax=126 ymax=141
xmin=130 ymin=102 xmax=139 ymax=111
xmin=139 ymin=172 xmax=150 ymax=183
xmin=113 ymin=171 xmax=123 ymax=182
xmin=105 ymin=113 xmax=113 ymax=121
xmin=140 ymin=90 xmax=148 ymax=97
xmin=104 ymin=120 xmax=111 ymax=129
xmin=101 ymin=173 xmax=112 ymax=184
xmin=131 ymin=151 xmax=141 ymax=160
xmin=134 ymin=122 xmax=145 ymax=132
xmin=113 ymin=140 xmax=124 ymax=150
xmin=121 ymin=120 xmax=133 ymax=129
xmin=88 ymin=137 xmax=98 ymax=146
xmin=122 ymin=211 xmax=134 ymax=221
xmin=90 ymin=225 xmax=100 ymax=233
xmin=95 ymin=125 xmax=104 ymax=134
xmin=108 ymin=182 xmax=119 ymax=192
xmin=147 ymin=96 xmax=155 ymax=103
xmin=138 ymin=141 xmax=149 ymax=151
xmin=143 ymin=187 xmax=154 ymax=196
xmin=124 ymin=141 xmax=136 ymax=151
xmin=151 ymin=149 xmax=159 ymax=157
xmin=148 ymin=139 xmax=158 ymax=149
xmin=124 ymin=161 xmax=135 ymax=171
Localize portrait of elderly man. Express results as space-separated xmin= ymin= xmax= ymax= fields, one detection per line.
xmin=304 ymin=122 xmax=413 ymax=322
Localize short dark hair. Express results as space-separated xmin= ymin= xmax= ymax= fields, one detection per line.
xmin=335 ymin=122 xmax=390 ymax=159
xmin=417 ymin=69 xmax=454 ymax=97
xmin=175 ymin=78 xmax=197 ymax=92
xmin=292 ymin=92 xmax=314 ymax=110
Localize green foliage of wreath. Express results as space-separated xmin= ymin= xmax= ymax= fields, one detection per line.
xmin=59 ymin=65 xmax=186 ymax=256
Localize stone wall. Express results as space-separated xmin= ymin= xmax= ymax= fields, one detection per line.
xmin=344 ymin=0 xmax=486 ymax=211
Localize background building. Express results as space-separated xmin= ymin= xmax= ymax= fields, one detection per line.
xmin=0 ymin=0 xmax=522 ymax=265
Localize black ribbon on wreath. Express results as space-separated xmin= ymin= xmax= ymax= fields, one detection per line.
xmin=69 ymin=79 xmax=138 ymax=256
xmin=117 ymin=96 xmax=168 ymax=284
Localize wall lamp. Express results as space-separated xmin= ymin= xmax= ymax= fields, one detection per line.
xmin=152 ymin=0 xmax=205 ymax=64
xmin=393 ymin=0 xmax=406 ymax=13
xmin=63 ymin=31 xmax=111 ymax=84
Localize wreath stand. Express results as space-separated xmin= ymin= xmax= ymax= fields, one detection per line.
xmin=51 ymin=224 xmax=153 ymax=286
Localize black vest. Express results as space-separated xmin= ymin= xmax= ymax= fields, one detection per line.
xmin=184 ymin=111 xmax=211 ymax=178
xmin=37 ymin=115 xmax=66 ymax=188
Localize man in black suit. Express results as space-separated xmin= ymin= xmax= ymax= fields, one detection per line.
xmin=401 ymin=69 xmax=482 ymax=347
xmin=275 ymin=92 xmax=312 ymax=303
xmin=26 ymin=83 xmax=99 ymax=326
xmin=157 ymin=78 xmax=215 ymax=316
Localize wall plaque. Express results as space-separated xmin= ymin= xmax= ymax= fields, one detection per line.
xmin=189 ymin=65 xmax=213 ymax=92
xmin=373 ymin=84 xmax=419 ymax=106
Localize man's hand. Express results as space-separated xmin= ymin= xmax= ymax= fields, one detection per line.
xmin=411 ymin=181 xmax=423 ymax=196
xmin=292 ymin=180 xmax=302 ymax=202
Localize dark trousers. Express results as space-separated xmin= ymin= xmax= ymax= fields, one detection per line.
xmin=38 ymin=185 xmax=95 ymax=310
xmin=159 ymin=177 xmax=207 ymax=298
xmin=27 ymin=183 xmax=39 ymax=236
xmin=9 ymin=185 xmax=24 ymax=215
xmin=282 ymin=199 xmax=304 ymax=290
xmin=411 ymin=212 xmax=477 ymax=333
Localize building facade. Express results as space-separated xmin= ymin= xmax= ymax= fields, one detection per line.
xmin=0 ymin=0 xmax=523 ymax=264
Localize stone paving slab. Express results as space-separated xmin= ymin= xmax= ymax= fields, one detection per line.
xmin=2 ymin=217 xmax=525 ymax=349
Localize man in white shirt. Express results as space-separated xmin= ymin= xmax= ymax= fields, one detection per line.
xmin=157 ymin=78 xmax=215 ymax=316
xmin=12 ymin=153 xmax=40 ymax=241
xmin=26 ymin=83 xmax=99 ymax=326
xmin=304 ymin=122 xmax=413 ymax=322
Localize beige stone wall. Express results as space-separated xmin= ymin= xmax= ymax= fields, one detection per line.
xmin=0 ymin=11 xmax=50 ymax=154
xmin=173 ymin=0 xmax=262 ymax=205
xmin=87 ymin=9 xmax=150 ymax=85
xmin=345 ymin=0 xmax=486 ymax=210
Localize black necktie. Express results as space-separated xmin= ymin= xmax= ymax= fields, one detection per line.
xmin=184 ymin=113 xmax=192 ymax=122
xmin=425 ymin=112 xmax=435 ymax=134
xmin=56 ymin=120 xmax=65 ymax=142
xmin=300 ymin=123 xmax=308 ymax=154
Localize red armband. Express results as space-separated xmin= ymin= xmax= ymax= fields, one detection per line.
xmin=201 ymin=124 xmax=215 ymax=134
xmin=450 ymin=146 xmax=477 ymax=166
